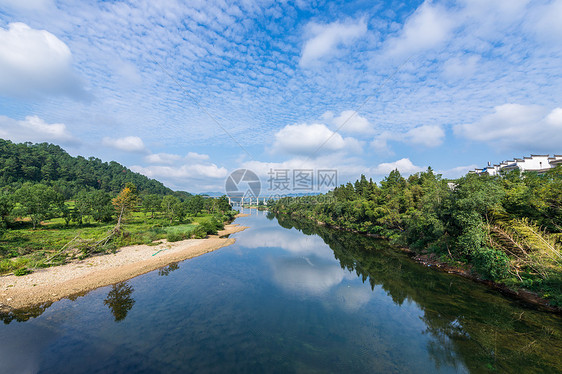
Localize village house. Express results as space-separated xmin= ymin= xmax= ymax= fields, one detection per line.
xmin=470 ymin=154 xmax=562 ymax=175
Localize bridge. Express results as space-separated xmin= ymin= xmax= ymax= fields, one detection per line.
xmin=227 ymin=196 xmax=283 ymax=207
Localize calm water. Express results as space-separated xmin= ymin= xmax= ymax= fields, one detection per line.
xmin=1 ymin=211 xmax=561 ymax=373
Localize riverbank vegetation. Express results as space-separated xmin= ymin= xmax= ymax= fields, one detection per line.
xmin=269 ymin=167 xmax=562 ymax=306
xmin=0 ymin=140 xmax=235 ymax=275
xmin=271 ymin=214 xmax=562 ymax=372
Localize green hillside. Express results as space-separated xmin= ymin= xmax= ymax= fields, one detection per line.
xmin=0 ymin=139 xmax=173 ymax=197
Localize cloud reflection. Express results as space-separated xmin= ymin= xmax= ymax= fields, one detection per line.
xmin=270 ymin=256 xmax=346 ymax=296
xmin=237 ymin=228 xmax=334 ymax=259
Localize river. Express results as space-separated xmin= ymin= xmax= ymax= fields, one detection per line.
xmin=1 ymin=210 xmax=561 ymax=373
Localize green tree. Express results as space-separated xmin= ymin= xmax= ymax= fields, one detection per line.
xmin=142 ymin=194 xmax=162 ymax=219
xmin=73 ymin=190 xmax=92 ymax=225
xmin=187 ymin=195 xmax=204 ymax=216
xmin=90 ymin=190 xmax=114 ymax=222
xmin=0 ymin=191 xmax=14 ymax=227
xmin=14 ymin=183 xmax=61 ymax=229
xmin=162 ymin=195 xmax=180 ymax=224
xmin=175 ymin=201 xmax=190 ymax=223
xmin=216 ymin=195 xmax=231 ymax=213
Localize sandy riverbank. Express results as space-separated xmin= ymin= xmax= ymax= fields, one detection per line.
xmin=0 ymin=222 xmax=248 ymax=311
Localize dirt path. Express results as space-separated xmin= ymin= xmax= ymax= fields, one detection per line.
xmin=0 ymin=223 xmax=248 ymax=311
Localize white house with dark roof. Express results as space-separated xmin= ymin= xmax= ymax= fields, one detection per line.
xmin=470 ymin=154 xmax=562 ymax=175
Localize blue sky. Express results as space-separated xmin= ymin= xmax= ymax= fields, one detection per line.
xmin=0 ymin=0 xmax=561 ymax=192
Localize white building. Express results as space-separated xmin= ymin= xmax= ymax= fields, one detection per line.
xmin=470 ymin=154 xmax=562 ymax=176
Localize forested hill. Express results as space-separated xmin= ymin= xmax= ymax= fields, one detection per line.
xmin=0 ymin=139 xmax=174 ymax=197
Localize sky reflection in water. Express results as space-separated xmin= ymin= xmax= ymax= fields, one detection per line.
xmin=1 ymin=210 xmax=561 ymax=373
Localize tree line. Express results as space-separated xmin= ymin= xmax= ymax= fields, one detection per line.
xmin=0 ymin=182 xmax=231 ymax=232
xmin=0 ymin=139 xmax=233 ymax=235
xmin=0 ymin=139 xmax=176 ymax=197
xmin=269 ymin=167 xmax=562 ymax=306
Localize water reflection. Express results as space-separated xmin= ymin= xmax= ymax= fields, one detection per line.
xmin=270 ymin=256 xmax=346 ymax=295
xmin=332 ymin=283 xmax=373 ymax=311
xmin=103 ymin=282 xmax=135 ymax=322
xmin=275 ymin=214 xmax=562 ymax=373
xmin=0 ymin=211 xmax=560 ymax=373
xmin=0 ymin=301 xmax=53 ymax=324
xmin=158 ymin=262 xmax=180 ymax=276
xmin=236 ymin=225 xmax=333 ymax=258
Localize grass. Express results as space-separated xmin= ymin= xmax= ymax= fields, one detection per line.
xmin=0 ymin=210 xmax=234 ymax=275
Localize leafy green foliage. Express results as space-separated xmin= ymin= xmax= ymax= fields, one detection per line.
xmin=270 ymin=166 xmax=562 ymax=304
xmin=0 ymin=141 xmax=237 ymax=275
xmin=142 ymin=194 xmax=162 ymax=219
xmin=471 ymin=247 xmax=510 ymax=280
xmin=14 ymin=183 xmax=63 ymax=229
xmin=14 ymin=268 xmax=31 ymax=276
xmin=0 ymin=139 xmax=173 ymax=196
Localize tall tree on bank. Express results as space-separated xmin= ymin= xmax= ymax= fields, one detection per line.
xmin=112 ymin=185 xmax=139 ymax=228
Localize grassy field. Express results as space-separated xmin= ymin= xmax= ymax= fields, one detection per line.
xmin=0 ymin=210 xmax=233 ymax=275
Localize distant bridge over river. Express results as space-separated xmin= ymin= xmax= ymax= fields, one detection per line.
xmin=228 ymin=196 xmax=283 ymax=206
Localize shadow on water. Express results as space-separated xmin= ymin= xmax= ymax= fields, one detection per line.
xmin=1 ymin=281 xmax=138 ymax=325
xmin=274 ymin=214 xmax=562 ymax=373
xmin=103 ymin=282 xmax=136 ymax=322
xmin=158 ymin=262 xmax=179 ymax=276
xmin=2 ymin=276 xmax=142 ymax=325
xmin=0 ymin=301 xmax=53 ymax=325
xmin=0 ymin=289 xmax=90 ymax=325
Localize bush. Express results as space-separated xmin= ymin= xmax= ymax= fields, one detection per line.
xmin=211 ymin=215 xmax=224 ymax=231
xmin=472 ymin=247 xmax=510 ymax=281
xmin=198 ymin=219 xmax=218 ymax=235
xmin=148 ymin=226 xmax=166 ymax=235
xmin=14 ymin=268 xmax=31 ymax=276
xmin=190 ymin=225 xmax=208 ymax=239
xmin=167 ymin=231 xmax=185 ymax=242
xmin=0 ymin=259 xmax=13 ymax=274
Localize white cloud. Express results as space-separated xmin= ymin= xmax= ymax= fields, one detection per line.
xmin=144 ymin=151 xmax=210 ymax=165
xmin=144 ymin=153 xmax=182 ymax=165
xmin=0 ymin=0 xmax=53 ymax=12
xmin=300 ymin=19 xmax=367 ymax=66
xmin=186 ymin=151 xmax=210 ymax=161
xmin=102 ymin=136 xmax=147 ymax=153
xmin=372 ymin=158 xmax=424 ymax=175
xmin=272 ymin=123 xmax=362 ymax=156
xmin=370 ymin=125 xmax=445 ymax=153
xmin=404 ymin=125 xmax=445 ymax=147
xmin=0 ymin=22 xmax=87 ymax=98
xmin=384 ymin=1 xmax=455 ymax=58
xmin=545 ymin=107 xmax=562 ymax=125
xmin=438 ymin=164 xmax=479 ymax=179
xmin=442 ymin=55 xmax=480 ymax=80
xmin=0 ymin=115 xmax=77 ymax=144
xmin=131 ymin=163 xmax=227 ymax=180
xmin=132 ymin=149 xmax=227 ymax=192
xmin=453 ymin=104 xmax=562 ymax=150
xmin=323 ymin=110 xmax=374 ymax=134
xmin=529 ymin=0 xmax=562 ymax=43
